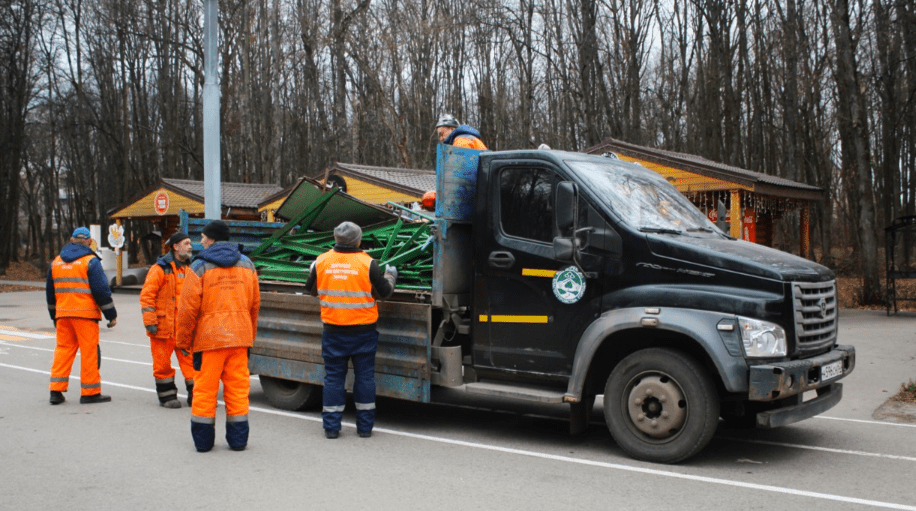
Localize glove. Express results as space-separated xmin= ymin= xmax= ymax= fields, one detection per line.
xmin=385 ymin=264 xmax=398 ymax=281
xmin=181 ymin=349 xmax=190 ymax=357
xmin=146 ymin=324 xmax=158 ymax=335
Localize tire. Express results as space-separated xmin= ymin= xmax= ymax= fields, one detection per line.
xmin=259 ymin=375 xmax=322 ymax=411
xmin=604 ymin=348 xmax=720 ymax=464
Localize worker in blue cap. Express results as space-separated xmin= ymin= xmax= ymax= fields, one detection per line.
xmin=46 ymin=227 xmax=118 ymax=405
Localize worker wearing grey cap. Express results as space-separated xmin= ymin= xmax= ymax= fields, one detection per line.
xmin=304 ymin=221 xmax=397 ymax=439
xmin=435 ymin=113 xmax=487 ymax=150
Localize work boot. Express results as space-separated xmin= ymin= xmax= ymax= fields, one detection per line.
xmin=358 ymin=430 xmax=372 ymax=438
xmin=80 ymin=394 xmax=112 ymax=404
xmin=49 ymin=391 xmax=65 ymax=405
xmin=161 ymin=398 xmax=181 ymax=409
xmin=324 ymin=429 xmax=339 ymax=439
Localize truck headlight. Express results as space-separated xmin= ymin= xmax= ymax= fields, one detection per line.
xmin=737 ymin=316 xmax=787 ymax=357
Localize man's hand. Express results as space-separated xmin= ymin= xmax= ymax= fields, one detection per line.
xmin=146 ymin=324 xmax=157 ymax=335
xmin=107 ymin=318 xmax=117 ymax=328
xmin=385 ymin=264 xmax=398 ymax=281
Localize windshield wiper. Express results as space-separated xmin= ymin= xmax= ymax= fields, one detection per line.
xmin=686 ymin=227 xmax=715 ymax=233
xmin=639 ymin=227 xmax=684 ymax=235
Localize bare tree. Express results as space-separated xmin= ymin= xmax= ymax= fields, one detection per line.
xmin=831 ymin=0 xmax=880 ymax=302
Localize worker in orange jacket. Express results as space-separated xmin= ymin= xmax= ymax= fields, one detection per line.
xmin=305 ymin=221 xmax=397 ymax=439
xmin=140 ymin=231 xmax=196 ymax=408
xmin=436 ymin=114 xmax=488 ymax=150
xmin=46 ymin=227 xmax=118 ymax=405
xmin=176 ymin=220 xmax=260 ymax=452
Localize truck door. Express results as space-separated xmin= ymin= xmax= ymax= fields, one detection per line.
xmin=473 ymin=162 xmax=603 ymax=376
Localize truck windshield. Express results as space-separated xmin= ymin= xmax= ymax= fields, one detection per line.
xmin=566 ymin=159 xmax=722 ymax=236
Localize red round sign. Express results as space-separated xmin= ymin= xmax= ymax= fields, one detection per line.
xmin=154 ymin=191 xmax=170 ymax=215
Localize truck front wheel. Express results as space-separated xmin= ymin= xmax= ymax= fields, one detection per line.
xmin=604 ymin=348 xmax=719 ymax=464
xmin=259 ymin=375 xmax=322 ymax=411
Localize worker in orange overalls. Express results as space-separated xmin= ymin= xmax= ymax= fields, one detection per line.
xmin=176 ymin=220 xmax=260 ymax=452
xmin=46 ymin=227 xmax=118 ymax=405
xmin=305 ymin=221 xmax=397 ymax=439
xmin=436 ymin=114 xmax=488 ymax=150
xmin=140 ymin=231 xmax=196 ymax=408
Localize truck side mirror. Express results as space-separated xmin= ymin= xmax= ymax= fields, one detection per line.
xmin=553 ymin=237 xmax=575 ymax=261
xmin=556 ymin=181 xmax=577 ymax=233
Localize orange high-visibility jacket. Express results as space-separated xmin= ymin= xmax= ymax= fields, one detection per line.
xmin=49 ymin=254 xmax=111 ymax=320
xmin=314 ymin=250 xmax=378 ymax=326
xmin=452 ymin=135 xmax=487 ymax=151
xmin=140 ymin=253 xmax=188 ymax=340
xmin=176 ymin=243 xmax=260 ymax=353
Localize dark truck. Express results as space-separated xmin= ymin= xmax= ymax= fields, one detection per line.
xmin=250 ymin=146 xmax=855 ymax=463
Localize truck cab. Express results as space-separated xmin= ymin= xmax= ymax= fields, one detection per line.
xmin=251 ymin=146 xmax=855 ymax=464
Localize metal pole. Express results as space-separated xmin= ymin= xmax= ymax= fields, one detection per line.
xmin=203 ymin=0 xmax=221 ymax=220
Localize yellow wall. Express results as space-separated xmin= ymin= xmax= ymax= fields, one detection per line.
xmin=617 ymin=155 xmax=748 ymax=193
xmin=259 ymin=195 xmax=289 ymax=221
xmin=110 ymin=188 xmax=203 ymax=218
xmin=259 ymin=196 xmax=287 ymax=213
xmin=340 ymin=176 xmax=422 ymax=204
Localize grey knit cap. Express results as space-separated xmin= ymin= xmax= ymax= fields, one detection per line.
xmin=333 ymin=221 xmax=362 ymax=247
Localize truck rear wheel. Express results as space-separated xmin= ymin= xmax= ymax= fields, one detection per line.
xmin=259 ymin=375 xmax=322 ymax=411
xmin=604 ymin=348 xmax=719 ymax=464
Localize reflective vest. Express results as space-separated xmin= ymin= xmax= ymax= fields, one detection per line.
xmin=453 ymin=135 xmax=487 ymax=151
xmin=315 ymin=250 xmax=378 ymax=326
xmin=51 ymin=254 xmax=102 ymax=320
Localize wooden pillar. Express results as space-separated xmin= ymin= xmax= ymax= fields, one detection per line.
xmin=800 ymin=201 xmax=811 ymax=259
xmin=730 ymin=190 xmax=741 ymax=239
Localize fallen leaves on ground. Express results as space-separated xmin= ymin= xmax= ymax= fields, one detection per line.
xmin=892 ymin=381 xmax=916 ymax=404
xmin=0 ymin=261 xmax=45 ymax=282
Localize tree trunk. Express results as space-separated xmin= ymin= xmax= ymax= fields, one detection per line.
xmin=830 ymin=0 xmax=881 ymax=303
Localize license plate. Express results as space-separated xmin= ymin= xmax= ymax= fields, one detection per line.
xmin=821 ymin=360 xmax=843 ymax=382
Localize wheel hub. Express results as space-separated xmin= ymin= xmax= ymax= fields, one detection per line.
xmin=626 ymin=375 xmax=687 ymax=439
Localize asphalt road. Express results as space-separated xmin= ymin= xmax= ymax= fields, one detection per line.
xmin=1 ymin=289 xmax=915 ymax=510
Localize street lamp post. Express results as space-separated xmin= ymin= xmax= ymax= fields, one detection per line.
xmin=203 ymin=0 xmax=221 ymax=220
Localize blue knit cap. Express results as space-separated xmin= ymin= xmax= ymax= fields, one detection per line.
xmin=72 ymin=227 xmax=91 ymax=239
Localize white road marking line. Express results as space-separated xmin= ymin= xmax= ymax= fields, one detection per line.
xmin=815 ymin=415 xmax=916 ymax=428
xmin=0 ymin=340 xmax=258 ymax=380
xmin=719 ymin=437 xmax=916 ymax=462
xmin=100 ymin=339 xmax=150 ymax=348
xmin=0 ymin=341 xmax=151 ymax=367
xmin=0 ymin=328 xmax=53 ymax=339
xmin=0 ymin=328 xmax=149 ymax=348
xmin=1 ymin=361 xmax=915 ymax=511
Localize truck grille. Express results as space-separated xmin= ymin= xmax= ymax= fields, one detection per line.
xmin=792 ymin=280 xmax=838 ymax=355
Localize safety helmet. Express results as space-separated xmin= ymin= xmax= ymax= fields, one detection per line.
xmin=435 ymin=114 xmax=459 ymax=129
xmin=421 ymin=190 xmax=437 ymax=210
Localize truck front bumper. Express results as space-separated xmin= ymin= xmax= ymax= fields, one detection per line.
xmin=755 ymin=382 xmax=842 ymax=428
xmin=748 ymin=344 xmax=855 ymax=402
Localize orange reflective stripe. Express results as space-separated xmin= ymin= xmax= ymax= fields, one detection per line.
xmin=51 ymin=254 xmax=101 ymax=320
xmin=315 ymin=251 xmax=378 ymax=325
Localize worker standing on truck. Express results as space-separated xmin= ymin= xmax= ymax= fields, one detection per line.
xmin=305 ymin=221 xmax=397 ymax=439
xmin=46 ymin=227 xmax=118 ymax=405
xmin=436 ymin=114 xmax=488 ymax=150
xmin=140 ymin=232 xmax=196 ymax=408
xmin=176 ymin=220 xmax=260 ymax=452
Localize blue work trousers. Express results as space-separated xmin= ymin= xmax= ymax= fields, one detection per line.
xmin=321 ymin=329 xmax=378 ymax=434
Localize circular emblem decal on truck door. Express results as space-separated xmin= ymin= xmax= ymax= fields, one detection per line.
xmin=552 ymin=266 xmax=586 ymax=304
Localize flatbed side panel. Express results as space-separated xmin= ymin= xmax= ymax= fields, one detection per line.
xmin=252 ymin=292 xmax=432 ymax=402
